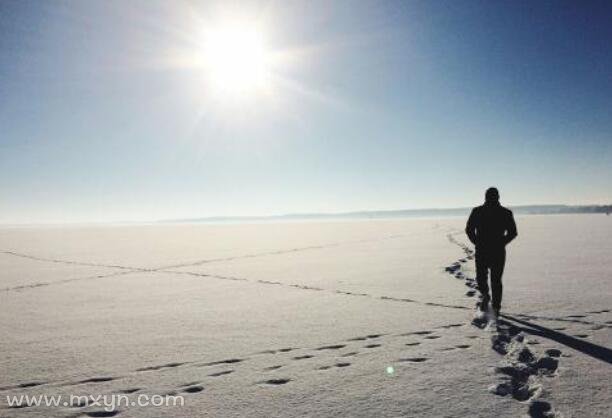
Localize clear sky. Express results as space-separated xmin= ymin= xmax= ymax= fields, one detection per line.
xmin=1 ymin=0 xmax=611 ymax=223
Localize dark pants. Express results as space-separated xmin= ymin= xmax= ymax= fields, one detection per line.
xmin=475 ymin=247 xmax=505 ymax=311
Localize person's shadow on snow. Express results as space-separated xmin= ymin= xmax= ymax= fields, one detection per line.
xmin=500 ymin=314 xmax=612 ymax=365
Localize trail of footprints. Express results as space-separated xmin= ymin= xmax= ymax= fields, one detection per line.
xmin=444 ymin=233 xmax=478 ymax=298
xmin=487 ymin=324 xmax=561 ymax=401
xmin=446 ymin=232 xmax=559 ymax=416
xmin=444 ymin=232 xmax=611 ymax=418
xmin=3 ymin=321 xmax=482 ymax=416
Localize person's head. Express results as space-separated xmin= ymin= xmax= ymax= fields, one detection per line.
xmin=485 ymin=187 xmax=500 ymax=205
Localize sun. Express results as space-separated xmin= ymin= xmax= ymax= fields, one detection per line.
xmin=203 ymin=23 xmax=270 ymax=97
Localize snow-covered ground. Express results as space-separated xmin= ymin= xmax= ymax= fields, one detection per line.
xmin=0 ymin=215 xmax=610 ymax=417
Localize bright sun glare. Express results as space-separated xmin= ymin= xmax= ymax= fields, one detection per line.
xmin=203 ymin=23 xmax=270 ymax=97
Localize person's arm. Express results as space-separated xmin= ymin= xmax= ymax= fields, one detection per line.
xmin=465 ymin=209 xmax=478 ymax=245
xmin=504 ymin=211 xmax=518 ymax=245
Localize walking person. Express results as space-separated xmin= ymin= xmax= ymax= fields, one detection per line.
xmin=465 ymin=187 xmax=518 ymax=317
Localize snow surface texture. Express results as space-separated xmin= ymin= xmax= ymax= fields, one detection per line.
xmin=0 ymin=215 xmax=610 ymax=417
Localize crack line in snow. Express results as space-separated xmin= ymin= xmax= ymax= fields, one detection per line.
xmin=0 ymin=234 xmax=408 ymax=292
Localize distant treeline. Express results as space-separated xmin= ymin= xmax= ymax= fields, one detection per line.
xmin=163 ymin=205 xmax=612 ymax=223
xmin=512 ymin=205 xmax=612 ymax=215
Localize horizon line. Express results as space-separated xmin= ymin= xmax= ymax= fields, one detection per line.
xmin=1 ymin=202 xmax=610 ymax=227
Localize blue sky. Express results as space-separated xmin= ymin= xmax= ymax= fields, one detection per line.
xmin=1 ymin=0 xmax=611 ymax=223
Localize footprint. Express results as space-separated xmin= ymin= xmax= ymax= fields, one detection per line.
xmin=180 ymin=381 xmax=200 ymax=387
xmin=137 ymin=362 xmax=184 ymax=372
xmin=439 ymin=323 xmax=463 ymax=329
xmin=293 ymin=355 xmax=314 ymax=360
xmin=364 ymin=344 xmax=381 ymax=348
xmin=259 ymin=378 xmax=290 ymax=385
xmin=182 ymin=385 xmax=204 ymax=394
xmin=517 ymin=347 xmax=536 ymax=363
xmin=76 ymin=377 xmax=116 ymax=385
xmin=341 ymin=352 xmax=358 ymax=357
xmin=528 ymin=400 xmax=554 ymax=418
xmin=258 ymin=349 xmax=282 ymax=355
xmin=208 ymin=370 xmax=233 ymax=377
xmin=399 ymin=357 xmax=429 ymax=363
xmin=82 ymin=411 xmax=120 ymax=417
xmin=318 ymin=362 xmax=351 ymax=370
xmin=316 ymin=344 xmax=346 ymax=351
xmin=534 ymin=357 xmax=559 ymax=374
xmin=424 ymin=335 xmax=441 ymax=340
xmin=366 ymin=334 xmax=383 ymax=339
xmin=263 ymin=365 xmax=283 ymax=371
xmin=335 ymin=362 xmax=351 ymax=368
xmin=116 ymin=388 xmax=140 ymax=394
xmin=489 ymin=380 xmax=539 ymax=402
xmin=439 ymin=347 xmax=456 ymax=351
xmin=567 ymin=314 xmax=587 ymax=318
xmin=403 ymin=331 xmax=433 ymax=336
xmin=573 ymin=334 xmax=589 ymax=339
xmin=405 ymin=342 xmax=421 ymax=346
xmin=491 ymin=333 xmax=513 ymax=355
xmin=200 ymin=358 xmax=244 ymax=367
xmin=455 ymin=344 xmax=471 ymax=349
xmin=494 ymin=366 xmax=539 ymax=391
